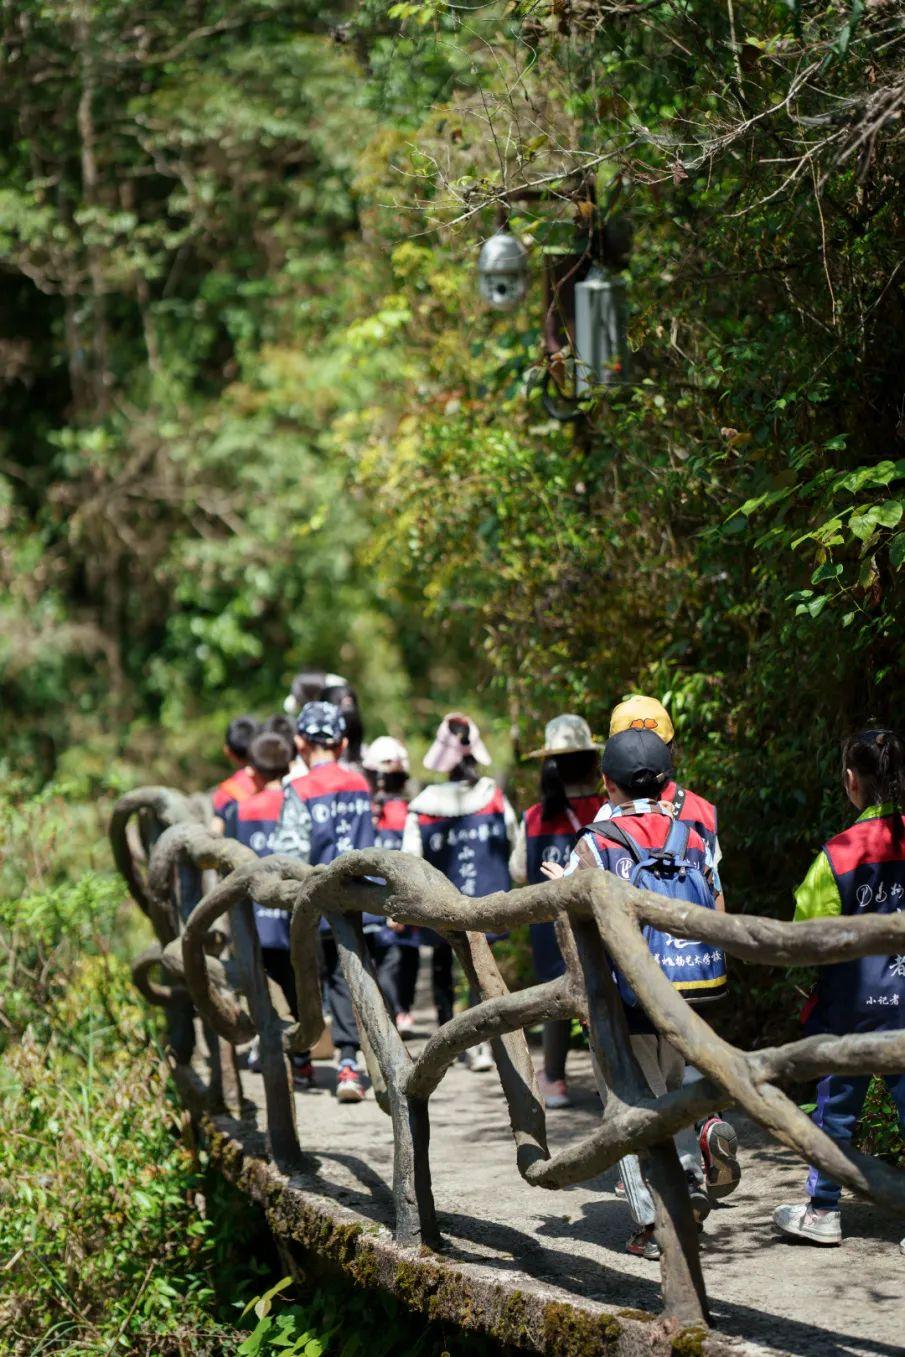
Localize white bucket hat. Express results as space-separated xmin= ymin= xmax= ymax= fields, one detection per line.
xmin=525 ymin=713 xmax=601 ymax=760
xmin=362 ymin=735 xmax=410 ymax=774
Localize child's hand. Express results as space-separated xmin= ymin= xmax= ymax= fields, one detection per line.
xmin=540 ymin=861 xmax=565 ymax=880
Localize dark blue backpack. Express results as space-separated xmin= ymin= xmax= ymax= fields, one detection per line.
xmin=582 ymin=817 xmax=728 ymax=1007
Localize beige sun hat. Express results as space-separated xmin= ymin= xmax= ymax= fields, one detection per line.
xmin=525 ymin=714 xmax=602 ymax=760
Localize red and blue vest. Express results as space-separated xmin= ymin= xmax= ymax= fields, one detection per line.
xmin=285 ymin=762 xmax=375 ymax=866
xmin=524 ymin=794 xmax=606 ymax=983
xmin=212 ymin=765 xmax=257 ymax=814
xmin=662 ymin=780 xmax=718 ymax=860
xmin=283 ymin=762 xmax=379 ymax=934
xmin=223 ymin=786 xmax=289 ymax=951
xmin=372 ymin=799 xmax=419 ymax=947
xmin=418 ymin=786 xmax=510 ymax=897
xmin=811 ymin=813 xmax=905 ymax=1035
xmin=375 ymin=798 xmax=408 ymax=852
xmin=525 ymin=795 xmax=606 ymax=882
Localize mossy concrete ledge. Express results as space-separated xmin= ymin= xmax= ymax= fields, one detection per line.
xmin=201 ymin=1114 xmax=763 ymax=1357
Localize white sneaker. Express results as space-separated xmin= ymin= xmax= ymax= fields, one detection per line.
xmin=467 ymin=1042 xmax=494 ymax=1072
xmin=773 ymin=1202 xmax=842 ymax=1246
xmin=246 ymin=1036 xmax=261 ymax=1073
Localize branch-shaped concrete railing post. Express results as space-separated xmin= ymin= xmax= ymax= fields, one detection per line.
xmin=110 ymin=786 xmax=203 ymax=938
xmin=111 ymin=787 xmax=222 ymax=1074
xmin=570 ymin=913 xmax=708 ymax=1325
xmin=287 ymin=853 xmax=593 ymax=1250
xmin=149 ymin=824 xmax=310 ymax=1171
xmin=115 ymin=788 xmax=905 ymax=1333
xmin=451 ymin=931 xmax=552 ymax=1180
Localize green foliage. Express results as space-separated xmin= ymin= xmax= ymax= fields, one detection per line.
xmin=236 ymin=1274 xmax=503 ymax=1357
xmin=0 ymin=0 xmax=903 ymax=1060
xmin=0 ymin=974 xmax=239 ymax=1354
xmin=0 ymin=780 xmax=273 ymax=1354
xmin=854 ymin=1078 xmax=905 ymax=1162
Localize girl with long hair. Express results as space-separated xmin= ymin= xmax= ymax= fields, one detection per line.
xmin=774 ymin=727 xmax=905 ymax=1251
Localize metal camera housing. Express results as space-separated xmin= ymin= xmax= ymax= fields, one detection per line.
xmin=477 ymin=230 xmax=528 ymax=309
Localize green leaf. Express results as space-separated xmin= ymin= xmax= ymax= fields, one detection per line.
xmin=241 ymin=1275 xmax=293 ymax=1321
xmin=848 ymin=510 xmax=875 ymax=542
xmin=810 ymin=562 xmax=842 ymax=584
xmin=889 ymin=534 xmax=905 ymax=570
xmin=873 ymin=500 xmax=902 ymax=529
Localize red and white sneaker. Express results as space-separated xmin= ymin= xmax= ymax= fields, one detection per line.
xmin=699 ymin=1116 xmax=741 ymax=1199
xmin=395 ymin=1012 xmax=414 ymax=1036
xmin=336 ymin=1063 xmax=366 ymax=1103
xmin=538 ymin=1074 xmax=571 ymax=1109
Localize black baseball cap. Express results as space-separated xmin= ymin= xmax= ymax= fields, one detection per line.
xmin=601 ymin=728 xmax=673 ymax=796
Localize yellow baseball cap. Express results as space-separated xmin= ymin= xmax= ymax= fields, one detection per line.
xmin=609 ymin=695 xmax=674 ymax=743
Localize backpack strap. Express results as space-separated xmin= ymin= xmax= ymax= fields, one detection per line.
xmin=578 ymin=818 xmax=645 ymax=864
xmin=662 ymin=816 xmax=692 ymax=860
xmin=671 ymin=785 xmax=687 ymax=819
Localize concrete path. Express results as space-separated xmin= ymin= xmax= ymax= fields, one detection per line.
xmin=235 ymin=1015 xmax=903 ymax=1357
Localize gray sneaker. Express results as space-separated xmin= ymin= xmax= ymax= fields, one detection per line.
xmin=773 ymin=1202 xmax=842 ymax=1246
xmin=687 ymin=1170 xmax=712 ymax=1225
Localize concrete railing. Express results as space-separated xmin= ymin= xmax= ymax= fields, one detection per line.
xmin=111 ymin=786 xmax=905 ymax=1331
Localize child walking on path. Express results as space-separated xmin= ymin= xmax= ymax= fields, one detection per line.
xmin=509 ymin=714 xmax=605 ymax=1108
xmin=363 ymin=736 xmax=420 ymax=1034
xmin=565 ymin=728 xmax=733 ymax=1260
xmin=222 ymin=731 xmax=313 ymax=1088
xmin=272 ymin=701 xmax=377 ymax=1104
xmin=210 ymin=715 xmax=260 ymax=833
xmin=608 ymin=695 xmax=724 ymax=910
xmin=774 ymin=727 xmax=905 ymax=1252
xmin=403 ymin=713 xmax=518 ymax=1070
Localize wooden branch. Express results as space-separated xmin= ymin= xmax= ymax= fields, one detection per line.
xmin=570 ymin=917 xmax=708 ymax=1326
xmin=406 ymin=975 xmax=575 ymax=1100
xmin=109 ymin=785 xmax=200 ymax=923
xmin=452 ymin=932 xmax=551 ymax=1181
xmin=131 ymin=942 xmax=188 ymax=1007
xmin=596 ymin=894 xmax=905 ymax=1215
xmin=526 ymin=1078 xmax=726 ymax=1189
xmin=114 ymin=787 xmax=905 ymax=1332
xmin=327 ymin=910 xmax=440 ymax=1248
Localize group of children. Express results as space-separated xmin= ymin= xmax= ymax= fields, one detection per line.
xmin=209 ymin=673 xmax=905 ymax=1260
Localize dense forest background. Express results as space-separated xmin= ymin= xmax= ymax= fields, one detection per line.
xmin=0 ymin=4 xmax=903 ymax=1350
xmin=3 ymin=0 xmax=904 ymax=911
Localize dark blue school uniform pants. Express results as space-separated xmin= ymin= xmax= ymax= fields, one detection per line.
xmin=806 ymin=1072 xmax=905 ymax=1209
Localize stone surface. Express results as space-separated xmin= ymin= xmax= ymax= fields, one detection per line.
xmin=204 ymin=1012 xmax=903 ymax=1357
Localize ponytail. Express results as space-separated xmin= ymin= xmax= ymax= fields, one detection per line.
xmin=842 ymin=728 xmax=905 ymax=827
xmin=540 ymin=758 xmax=569 ymax=820
xmin=448 ymin=754 xmax=481 ymax=787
